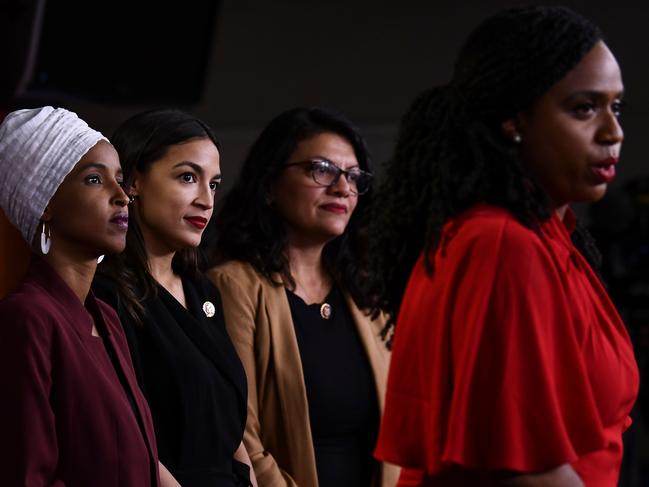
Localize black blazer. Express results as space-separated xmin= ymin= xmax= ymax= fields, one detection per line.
xmin=94 ymin=272 xmax=249 ymax=487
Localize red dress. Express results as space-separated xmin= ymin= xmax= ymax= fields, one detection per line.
xmin=374 ymin=204 xmax=639 ymax=487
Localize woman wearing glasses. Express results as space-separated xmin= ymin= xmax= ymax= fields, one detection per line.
xmin=206 ymin=107 xmax=398 ymax=487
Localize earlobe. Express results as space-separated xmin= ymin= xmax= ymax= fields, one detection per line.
xmin=501 ymin=118 xmax=517 ymax=138
xmin=501 ymin=117 xmax=523 ymax=144
xmin=128 ymin=177 xmax=139 ymax=196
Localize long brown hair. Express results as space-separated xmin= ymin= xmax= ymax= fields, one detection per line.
xmin=207 ymin=107 xmax=378 ymax=311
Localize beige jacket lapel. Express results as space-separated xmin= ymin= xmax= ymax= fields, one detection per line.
xmin=264 ymin=279 xmax=319 ymax=483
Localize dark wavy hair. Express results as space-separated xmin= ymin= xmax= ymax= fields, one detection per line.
xmin=207 ymin=106 xmax=377 ymax=311
xmin=99 ymin=108 xmax=219 ymax=324
xmin=367 ymin=5 xmax=607 ymax=342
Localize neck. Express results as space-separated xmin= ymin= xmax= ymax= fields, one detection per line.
xmin=554 ymin=204 xmax=569 ymax=220
xmin=147 ymin=251 xmax=178 ymax=289
xmin=287 ymin=242 xmax=326 ymax=280
xmin=43 ymin=252 xmax=96 ymax=304
xmin=139 ymin=226 xmax=181 ymax=289
xmin=286 ymin=241 xmax=332 ymax=303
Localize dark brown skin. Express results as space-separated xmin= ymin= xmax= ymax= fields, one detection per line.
xmin=40 ymin=140 xmax=127 ymax=308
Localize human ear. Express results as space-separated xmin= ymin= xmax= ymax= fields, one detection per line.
xmin=128 ymin=172 xmax=141 ymax=197
xmin=501 ymin=117 xmax=524 ymax=144
xmin=502 ymin=118 xmax=518 ymax=138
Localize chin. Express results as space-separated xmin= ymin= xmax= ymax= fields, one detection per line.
xmin=177 ymin=235 xmax=203 ymax=249
xmin=97 ymin=238 xmax=127 ymax=256
xmin=327 ymin=219 xmax=351 ymax=233
xmin=320 ymin=226 xmax=347 ymax=240
xmin=584 ymin=186 xmax=608 ymax=203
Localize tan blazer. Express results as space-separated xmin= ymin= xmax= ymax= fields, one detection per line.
xmin=207 ymin=260 xmax=399 ymax=487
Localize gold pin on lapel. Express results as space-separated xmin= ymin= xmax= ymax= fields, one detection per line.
xmin=202 ymin=301 xmax=215 ymax=318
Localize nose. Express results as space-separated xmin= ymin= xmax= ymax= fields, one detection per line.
xmin=598 ymin=110 xmax=624 ymax=146
xmin=112 ymin=181 xmax=129 ymax=207
xmin=329 ymin=171 xmax=352 ymax=196
xmin=194 ymin=182 xmax=214 ymax=209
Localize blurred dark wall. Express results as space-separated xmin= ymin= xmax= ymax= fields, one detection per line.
xmin=4 ymin=0 xmax=647 ymax=192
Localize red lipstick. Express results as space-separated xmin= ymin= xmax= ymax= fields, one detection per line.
xmin=598 ymin=157 xmax=619 ymax=166
xmin=320 ymin=203 xmax=347 ymax=214
xmin=590 ymin=157 xmax=619 ymax=184
xmin=184 ymin=216 xmax=208 ymax=229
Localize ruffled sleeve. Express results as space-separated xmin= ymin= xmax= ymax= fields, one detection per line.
xmin=375 ymin=210 xmax=607 ymax=474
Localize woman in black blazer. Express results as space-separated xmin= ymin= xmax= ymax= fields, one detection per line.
xmin=93 ymin=108 xmax=256 ymax=487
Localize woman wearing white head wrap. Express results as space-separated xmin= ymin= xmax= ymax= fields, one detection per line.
xmin=0 ymin=107 xmax=169 ymax=487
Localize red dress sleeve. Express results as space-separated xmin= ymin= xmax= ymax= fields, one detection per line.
xmin=375 ymin=211 xmax=607 ymax=474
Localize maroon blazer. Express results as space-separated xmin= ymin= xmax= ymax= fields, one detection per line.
xmin=0 ymin=255 xmax=160 ymax=487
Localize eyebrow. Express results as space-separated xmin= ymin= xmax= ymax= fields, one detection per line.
xmin=79 ymin=162 xmax=107 ymax=171
xmin=173 ymin=161 xmax=222 ymax=180
xmin=76 ymin=161 xmax=123 ymax=177
xmin=565 ymin=89 xmax=625 ymax=101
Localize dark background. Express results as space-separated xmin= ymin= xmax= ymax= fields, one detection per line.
xmin=4 ymin=0 xmax=648 ymax=191
xmin=2 ymin=1 xmax=649 ymax=485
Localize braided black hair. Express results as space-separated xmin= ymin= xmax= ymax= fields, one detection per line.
xmin=367 ymin=5 xmax=606 ymax=342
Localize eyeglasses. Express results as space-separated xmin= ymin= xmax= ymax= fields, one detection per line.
xmin=283 ymin=158 xmax=372 ymax=195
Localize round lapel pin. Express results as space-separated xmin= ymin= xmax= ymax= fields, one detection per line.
xmin=202 ymin=301 xmax=215 ymax=318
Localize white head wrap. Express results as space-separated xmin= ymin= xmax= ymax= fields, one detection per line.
xmin=0 ymin=106 xmax=107 ymax=244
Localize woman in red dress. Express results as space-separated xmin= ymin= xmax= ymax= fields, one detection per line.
xmin=368 ymin=6 xmax=638 ymax=487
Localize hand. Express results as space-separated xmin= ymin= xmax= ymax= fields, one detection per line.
xmin=159 ymin=461 xmax=181 ymax=487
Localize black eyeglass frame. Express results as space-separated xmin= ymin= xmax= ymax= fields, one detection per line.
xmin=283 ymin=158 xmax=373 ymax=195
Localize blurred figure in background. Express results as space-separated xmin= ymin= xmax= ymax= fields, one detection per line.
xmin=367 ymin=6 xmax=638 ymax=487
